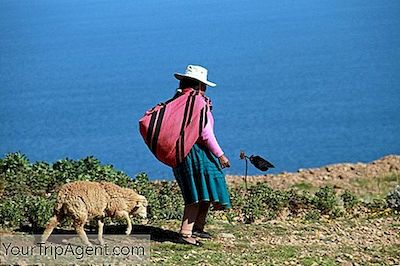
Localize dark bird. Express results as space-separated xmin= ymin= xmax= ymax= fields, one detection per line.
xmin=240 ymin=151 xmax=275 ymax=191
xmin=249 ymin=155 xmax=275 ymax=171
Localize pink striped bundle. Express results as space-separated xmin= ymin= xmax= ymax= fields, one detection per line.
xmin=139 ymin=88 xmax=211 ymax=167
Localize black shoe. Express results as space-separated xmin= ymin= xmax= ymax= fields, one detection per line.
xmin=192 ymin=230 xmax=213 ymax=239
xmin=176 ymin=235 xmax=203 ymax=247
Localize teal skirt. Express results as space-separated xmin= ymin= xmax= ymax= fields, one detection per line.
xmin=172 ymin=144 xmax=231 ymax=210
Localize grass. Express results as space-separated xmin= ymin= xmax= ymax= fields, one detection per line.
xmin=381 ymin=173 xmax=400 ymax=183
xmin=301 ymin=257 xmax=337 ymax=266
xmin=291 ymin=181 xmax=314 ymax=191
xmin=147 ymin=212 xmax=399 ymax=265
xmin=389 ymin=223 xmax=400 ymax=229
xmin=1 ymin=151 xmax=399 ymax=265
xmin=351 ymin=174 xmax=400 ymax=198
xmin=147 ymin=173 xmax=400 ymax=265
xmin=151 ymin=230 xmax=301 ymax=265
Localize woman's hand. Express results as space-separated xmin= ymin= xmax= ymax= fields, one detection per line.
xmin=218 ymin=154 xmax=230 ymax=168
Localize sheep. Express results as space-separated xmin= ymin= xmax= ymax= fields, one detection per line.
xmin=40 ymin=181 xmax=148 ymax=246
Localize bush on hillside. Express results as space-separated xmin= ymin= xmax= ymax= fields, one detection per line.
xmin=312 ymin=186 xmax=338 ymax=215
xmin=0 ymin=152 xmax=183 ymax=229
xmin=386 ymin=185 xmax=400 ymax=212
xmin=340 ymin=190 xmax=358 ymax=211
xmin=0 ymin=152 xmax=396 ymax=229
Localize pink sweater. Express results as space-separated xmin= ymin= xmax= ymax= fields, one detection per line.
xmin=197 ymin=111 xmax=224 ymax=158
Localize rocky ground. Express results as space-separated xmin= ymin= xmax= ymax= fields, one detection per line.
xmin=152 ymin=155 xmax=400 ymax=265
xmin=227 ymin=155 xmax=400 ymax=197
xmin=151 ymin=214 xmax=399 ymax=265
xmin=1 ymin=155 xmax=399 ymax=265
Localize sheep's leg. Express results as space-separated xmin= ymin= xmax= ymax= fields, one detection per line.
xmin=97 ymin=218 xmax=105 ymax=245
xmin=116 ymin=210 xmax=132 ymax=235
xmin=74 ymin=215 xmax=92 ymax=246
xmin=41 ymin=214 xmax=61 ymax=243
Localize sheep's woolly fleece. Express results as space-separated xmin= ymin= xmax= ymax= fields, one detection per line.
xmin=54 ymin=181 xmax=146 ymax=219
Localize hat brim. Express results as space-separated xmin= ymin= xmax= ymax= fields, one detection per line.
xmin=174 ymin=73 xmax=216 ymax=87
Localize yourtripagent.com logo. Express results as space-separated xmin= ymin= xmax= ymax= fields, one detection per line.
xmin=0 ymin=234 xmax=150 ymax=265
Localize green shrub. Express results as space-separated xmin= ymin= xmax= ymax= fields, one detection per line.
xmin=28 ymin=162 xmax=56 ymax=196
xmin=0 ymin=153 xmax=188 ymax=228
xmin=304 ymin=210 xmax=320 ymax=221
xmin=0 ymin=194 xmax=56 ymax=229
xmin=0 ymin=195 xmax=25 ymax=227
xmin=363 ymin=198 xmax=388 ymax=212
xmin=341 ymin=190 xmax=358 ymax=211
xmin=312 ymin=186 xmax=338 ymax=215
xmin=287 ymin=190 xmax=313 ymax=216
xmin=235 ymin=183 xmax=289 ymax=223
xmin=330 ymin=207 xmax=345 ymax=219
xmin=0 ymin=153 xmax=138 ymax=228
xmin=52 ymin=156 xmax=132 ymax=187
xmin=0 ymin=152 xmax=30 ymax=175
xmin=386 ymin=185 xmax=400 ymax=211
xmin=0 ymin=153 xmax=31 ymax=198
xmin=0 ymin=152 xmax=397 ymax=229
xmin=26 ymin=196 xmax=56 ymax=229
xmin=242 ymin=192 xmax=263 ymax=223
xmin=225 ymin=187 xmax=247 ymax=222
xmin=156 ymin=181 xmax=184 ymax=220
xmin=129 ymin=173 xmax=184 ymax=221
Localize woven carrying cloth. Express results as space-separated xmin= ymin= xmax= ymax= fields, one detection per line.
xmin=173 ymin=144 xmax=232 ymax=209
xmin=139 ymin=88 xmax=211 ymax=167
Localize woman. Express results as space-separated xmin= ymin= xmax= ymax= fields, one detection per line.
xmin=172 ymin=65 xmax=231 ymax=246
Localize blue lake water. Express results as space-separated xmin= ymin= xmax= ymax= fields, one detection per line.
xmin=1 ymin=0 xmax=399 ymax=179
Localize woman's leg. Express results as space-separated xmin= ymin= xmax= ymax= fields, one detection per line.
xmin=180 ymin=202 xmax=199 ymax=243
xmin=193 ymin=201 xmax=211 ymax=232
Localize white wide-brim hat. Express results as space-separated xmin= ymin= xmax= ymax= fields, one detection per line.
xmin=174 ymin=65 xmax=216 ymax=87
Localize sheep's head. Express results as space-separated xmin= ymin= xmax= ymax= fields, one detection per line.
xmin=130 ymin=195 xmax=148 ymax=221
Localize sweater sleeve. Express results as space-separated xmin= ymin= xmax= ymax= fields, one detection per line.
xmin=197 ymin=111 xmax=224 ymax=158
